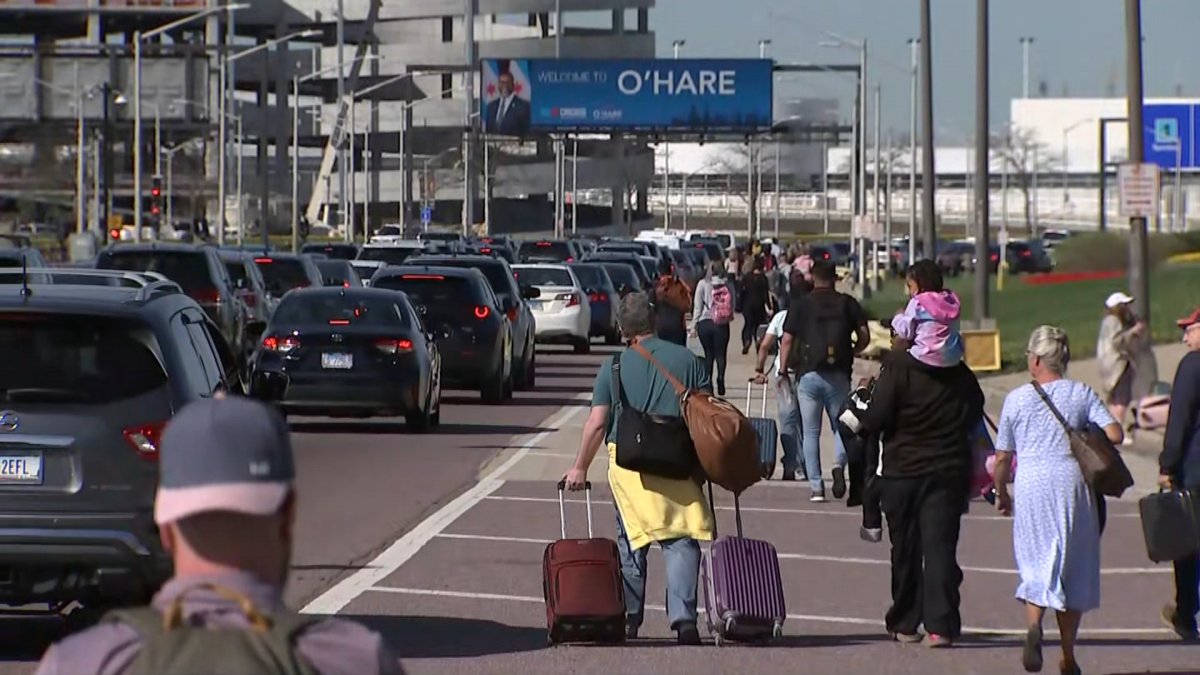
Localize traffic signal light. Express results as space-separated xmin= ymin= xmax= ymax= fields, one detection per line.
xmin=150 ymin=175 xmax=163 ymax=217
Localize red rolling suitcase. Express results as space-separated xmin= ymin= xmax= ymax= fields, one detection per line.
xmin=701 ymin=483 xmax=786 ymax=646
xmin=543 ymin=480 xmax=626 ymax=644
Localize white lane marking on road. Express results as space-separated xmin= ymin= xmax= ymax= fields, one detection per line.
xmin=366 ymin=586 xmax=1173 ymax=637
xmin=300 ymin=396 xmax=590 ymax=616
xmin=483 ymin=495 xmax=1144 ymax=522
xmin=432 ymin=533 xmax=1168 ymax=575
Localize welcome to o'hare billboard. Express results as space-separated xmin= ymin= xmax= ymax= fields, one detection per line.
xmin=480 ymin=58 xmax=774 ymax=136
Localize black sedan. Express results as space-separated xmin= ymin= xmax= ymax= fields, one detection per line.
xmin=371 ymin=266 xmax=514 ymax=403
xmin=583 ymin=252 xmax=654 ymax=290
xmin=249 ymin=287 xmax=442 ymax=431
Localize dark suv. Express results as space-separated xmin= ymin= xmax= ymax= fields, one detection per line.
xmin=517 ymin=239 xmax=584 ymax=264
xmin=403 ymin=254 xmax=538 ymax=391
xmin=0 ymin=271 xmax=242 ymax=614
xmin=371 ymin=266 xmax=513 ymax=402
xmin=96 ymin=244 xmax=248 ymax=364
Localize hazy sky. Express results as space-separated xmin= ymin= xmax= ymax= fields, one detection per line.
xmin=651 ymin=0 xmax=1199 ymax=138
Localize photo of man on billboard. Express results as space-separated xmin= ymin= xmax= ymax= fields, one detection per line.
xmin=482 ymin=59 xmax=531 ymax=137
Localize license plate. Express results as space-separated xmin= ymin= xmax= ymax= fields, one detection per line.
xmin=321 ymin=353 xmax=354 ymax=370
xmin=0 ymin=454 xmax=43 ymax=485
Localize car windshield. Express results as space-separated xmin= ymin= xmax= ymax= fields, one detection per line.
xmin=515 ymin=267 xmax=573 ymax=287
xmin=301 ymin=244 xmax=358 ymax=260
xmin=371 ymin=275 xmax=484 ymax=319
xmin=375 ymin=225 xmax=403 ymax=237
xmin=0 ymin=314 xmax=167 ymax=404
xmin=518 ymin=241 xmax=572 ymax=262
xmin=358 ymin=247 xmax=423 ymax=264
xmin=254 ymin=258 xmax=312 ymax=295
xmin=569 ymin=265 xmax=612 ymax=290
xmin=99 ymin=251 xmax=211 ymax=294
xmin=600 ymin=263 xmax=639 ymax=289
xmin=272 ymin=293 xmax=408 ymax=327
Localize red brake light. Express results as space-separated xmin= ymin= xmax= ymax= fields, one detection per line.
xmin=374 ymin=338 xmax=414 ymax=354
xmin=254 ymin=257 xmax=273 ymax=264
xmin=481 ymin=247 xmax=492 ymax=254
xmin=190 ymin=288 xmax=221 ymax=305
xmin=990 ymin=254 xmax=999 ymax=262
xmin=123 ymin=422 xmax=166 ymax=462
xmin=474 ymin=305 xmax=491 ymax=319
xmin=506 ymin=307 xmax=518 ymax=321
xmin=328 ymin=319 xmax=350 ymax=325
xmin=567 ymin=257 xmax=575 ymax=262
xmin=402 ymin=274 xmax=445 ymax=280
xmin=109 ymin=228 xmax=121 ymax=240
xmin=342 ymin=281 xmax=351 ymax=288
xmin=262 ymin=335 xmax=301 ymax=353
xmin=588 ymin=291 xmax=608 ymax=303
xmin=1020 ymin=250 xmax=1032 ymax=258
xmin=822 ymin=252 xmax=831 ymax=259
xmin=536 ymin=242 xmax=552 ymax=247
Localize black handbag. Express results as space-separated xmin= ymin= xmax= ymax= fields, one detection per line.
xmin=1139 ymin=489 xmax=1200 ymax=563
xmin=610 ymin=354 xmax=698 ymax=480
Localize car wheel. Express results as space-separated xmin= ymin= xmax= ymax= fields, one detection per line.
xmin=573 ymin=337 xmax=591 ymax=355
xmin=503 ymin=372 xmax=515 ymax=400
xmin=481 ymin=371 xmax=506 ymax=404
xmin=406 ymin=395 xmax=434 ymax=434
xmin=522 ymin=348 xmax=537 ymax=390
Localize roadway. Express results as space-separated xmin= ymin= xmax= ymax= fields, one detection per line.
xmin=0 ymin=335 xmax=1194 ymax=674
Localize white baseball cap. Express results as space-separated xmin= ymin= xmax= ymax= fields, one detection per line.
xmin=1105 ymin=292 xmax=1134 ymax=309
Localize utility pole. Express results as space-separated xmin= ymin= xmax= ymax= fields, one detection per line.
xmin=871 ymin=83 xmax=882 ymax=293
xmin=974 ymin=0 xmax=991 ymax=322
xmin=919 ymin=0 xmax=937 ymax=259
xmin=1125 ymin=0 xmax=1150 ymax=322
xmin=908 ymin=38 xmax=919 ymax=266
xmin=336 ymin=0 xmax=347 ymax=234
xmin=1019 ymin=37 xmax=1035 ymax=99
xmin=463 ymin=0 xmax=478 ymax=235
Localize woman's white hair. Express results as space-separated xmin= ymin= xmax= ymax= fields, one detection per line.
xmin=1028 ymin=325 xmax=1070 ymax=374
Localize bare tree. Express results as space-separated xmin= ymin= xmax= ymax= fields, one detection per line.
xmin=992 ymin=126 xmax=1061 ymax=237
xmin=705 ymin=142 xmax=778 ymax=236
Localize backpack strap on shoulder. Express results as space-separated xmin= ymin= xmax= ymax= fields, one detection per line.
xmin=104 ymin=606 xmax=168 ymax=639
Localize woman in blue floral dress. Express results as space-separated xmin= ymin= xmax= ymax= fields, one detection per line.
xmin=993 ymin=326 xmax=1123 ymax=675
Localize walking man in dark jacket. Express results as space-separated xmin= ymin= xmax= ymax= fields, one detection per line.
xmin=856 ymin=348 xmax=984 ymax=648
xmin=1159 ymin=307 xmax=1200 ymax=640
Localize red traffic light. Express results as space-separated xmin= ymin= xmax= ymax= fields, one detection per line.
xmin=151 ymin=189 xmax=161 ymax=197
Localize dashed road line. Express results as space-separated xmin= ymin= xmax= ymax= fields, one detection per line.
xmin=300 ymin=395 xmax=590 ymax=615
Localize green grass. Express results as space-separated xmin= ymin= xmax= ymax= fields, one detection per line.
xmin=861 ymin=265 xmax=1200 ymax=371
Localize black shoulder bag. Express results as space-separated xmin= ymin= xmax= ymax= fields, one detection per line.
xmin=610 ymin=352 xmax=698 ymax=480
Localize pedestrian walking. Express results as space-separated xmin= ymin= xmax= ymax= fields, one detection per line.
xmin=1096 ymin=292 xmax=1158 ymax=444
xmin=1158 ymin=307 xmax=1200 ymax=641
xmin=993 ymin=326 xmax=1123 ymax=675
xmin=562 ymin=292 xmax=715 ymax=645
xmin=852 ymin=319 xmax=984 ymax=649
xmin=651 ymin=258 xmax=691 ymax=346
xmin=738 ymin=257 xmax=773 ymax=355
xmin=779 ymin=259 xmax=870 ymax=502
xmin=35 ymin=396 xmax=401 ymax=675
xmin=692 ymin=260 xmax=734 ymax=396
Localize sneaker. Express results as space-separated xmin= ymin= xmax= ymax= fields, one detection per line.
xmin=625 ymin=624 xmax=639 ymax=640
xmin=810 ymin=490 xmax=827 ymax=503
xmin=717 ymin=381 xmax=726 ymax=397
xmin=676 ymin=622 xmax=702 ymax=646
xmin=888 ymin=631 xmax=923 ymax=644
xmin=831 ymin=467 xmax=847 ymax=499
xmin=1058 ymin=660 xmax=1081 ymax=675
xmin=1161 ymin=603 xmax=1200 ymax=640
xmin=860 ymin=526 xmax=883 ymax=543
xmin=781 ymin=470 xmax=796 ymax=482
xmin=926 ymin=633 xmax=954 ymax=648
xmin=796 ymin=472 xmax=808 ymax=481
xmin=1022 ymin=625 xmax=1043 ymax=673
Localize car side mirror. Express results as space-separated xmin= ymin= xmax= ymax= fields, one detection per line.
xmin=521 ymin=286 xmax=541 ymax=300
xmin=584 ymin=287 xmax=595 ymax=296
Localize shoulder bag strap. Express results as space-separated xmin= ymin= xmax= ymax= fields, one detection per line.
xmin=630 ymin=341 xmax=689 ymax=397
xmin=1031 ymin=380 xmax=1073 ymax=434
xmin=609 ymin=354 xmax=627 ymax=407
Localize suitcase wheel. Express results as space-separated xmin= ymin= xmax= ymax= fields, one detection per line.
xmin=772 ymin=623 xmax=784 ymax=639
xmin=547 ymin=628 xmax=558 ymax=646
xmin=714 ymin=633 xmax=725 ymax=647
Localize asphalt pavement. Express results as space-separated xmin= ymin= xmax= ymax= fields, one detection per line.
xmin=0 ymin=327 xmax=1194 ymax=675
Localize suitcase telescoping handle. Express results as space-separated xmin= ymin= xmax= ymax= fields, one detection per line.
xmin=556 ymin=480 xmax=594 ymax=539
xmin=707 ymin=481 xmax=743 ymax=540
xmin=743 ymin=380 xmax=769 ymax=417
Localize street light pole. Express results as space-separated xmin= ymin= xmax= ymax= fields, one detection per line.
xmin=974 ymin=0 xmax=991 ymax=323
xmin=908 ymin=38 xmax=919 ymax=265
xmin=1019 ymin=36 xmax=1035 ymax=99
xmin=872 ymin=83 xmax=882 ymax=292
xmin=1125 ymin=0 xmax=1150 ymax=322
xmin=919 ymin=0 xmax=937 ymax=259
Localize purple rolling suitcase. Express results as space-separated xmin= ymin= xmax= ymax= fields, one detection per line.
xmin=701 ymin=483 xmax=786 ymax=646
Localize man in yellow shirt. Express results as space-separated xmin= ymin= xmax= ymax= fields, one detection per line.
xmin=563 ymin=292 xmax=715 ymax=645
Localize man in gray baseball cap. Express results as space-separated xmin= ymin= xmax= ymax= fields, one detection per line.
xmin=36 ymin=396 xmax=403 ymax=674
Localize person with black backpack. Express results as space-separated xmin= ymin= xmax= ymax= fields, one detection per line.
xmin=36 ymin=397 xmax=401 ymax=675
xmin=779 ymin=259 xmax=870 ymax=503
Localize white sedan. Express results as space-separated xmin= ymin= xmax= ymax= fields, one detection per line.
xmin=513 ymin=264 xmax=592 ymax=354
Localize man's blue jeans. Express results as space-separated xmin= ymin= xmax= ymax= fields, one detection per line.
xmin=773 ymin=373 xmax=804 ymax=475
xmin=614 ymin=507 xmax=701 ymax=630
xmin=795 ymin=370 xmax=850 ymax=493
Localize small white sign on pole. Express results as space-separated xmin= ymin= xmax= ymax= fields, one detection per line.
xmin=1118 ymin=163 xmax=1161 ymax=220
xmin=852 ymin=215 xmax=883 ymax=241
